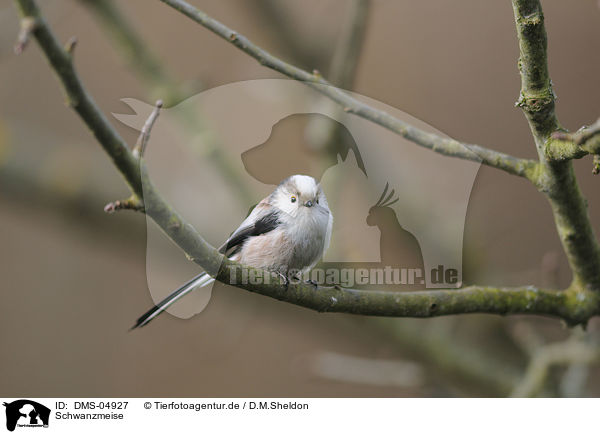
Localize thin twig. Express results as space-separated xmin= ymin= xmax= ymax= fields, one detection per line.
xmin=552 ymin=119 xmax=600 ymax=147
xmin=64 ymin=35 xmax=77 ymax=55
xmin=13 ymin=0 xmax=600 ymax=324
xmin=157 ymin=0 xmax=538 ymax=180
xmin=575 ymin=119 xmax=600 ymax=149
xmin=132 ymin=99 xmax=162 ymax=158
xmin=550 ymin=118 xmax=600 ymax=162
xmin=14 ymin=16 xmax=37 ymax=54
xmin=104 ymin=196 xmax=145 ymax=214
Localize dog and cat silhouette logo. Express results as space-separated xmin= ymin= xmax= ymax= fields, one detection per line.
xmin=3 ymin=400 xmax=50 ymax=431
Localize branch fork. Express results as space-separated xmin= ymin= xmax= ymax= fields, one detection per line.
xmin=12 ymin=0 xmax=600 ymax=325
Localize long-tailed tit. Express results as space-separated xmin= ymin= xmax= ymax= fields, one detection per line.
xmin=132 ymin=174 xmax=333 ymax=329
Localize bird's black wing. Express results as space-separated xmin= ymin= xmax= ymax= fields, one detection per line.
xmin=218 ymin=209 xmax=281 ymax=256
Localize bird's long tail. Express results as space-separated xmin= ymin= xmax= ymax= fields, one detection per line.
xmin=131 ymin=272 xmax=214 ymax=330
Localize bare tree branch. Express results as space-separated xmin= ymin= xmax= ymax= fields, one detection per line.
xmin=553 ymin=118 xmax=600 ymax=148
xmin=157 ymin=0 xmax=538 ymax=180
xmin=511 ymin=0 xmax=558 ymax=154
xmin=12 ymin=0 xmax=600 ymax=325
xmin=79 ymin=0 xmax=528 ymax=392
xmin=104 ymin=196 xmax=144 ymax=214
xmin=548 ymin=118 xmax=600 ymax=163
xmin=305 ymin=0 xmax=370 ymax=150
xmin=155 ymin=0 xmax=600 ymax=295
xmin=132 ymin=99 xmax=162 ymax=158
xmin=511 ymin=0 xmax=600 ymax=292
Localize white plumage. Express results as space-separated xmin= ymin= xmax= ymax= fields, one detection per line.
xmin=132 ymin=174 xmax=333 ymax=329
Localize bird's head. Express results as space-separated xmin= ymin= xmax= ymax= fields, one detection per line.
xmin=272 ymin=174 xmax=329 ymax=217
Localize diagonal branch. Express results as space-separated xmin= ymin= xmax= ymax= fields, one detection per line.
xmin=157 ymin=0 xmax=538 ymax=180
xmin=13 ymin=0 xmax=600 ymax=325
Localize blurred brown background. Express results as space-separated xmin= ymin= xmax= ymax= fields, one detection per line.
xmin=0 ymin=0 xmax=599 ymax=397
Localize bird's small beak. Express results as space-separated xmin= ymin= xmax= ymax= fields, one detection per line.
xmin=304 ymin=200 xmax=313 ymax=208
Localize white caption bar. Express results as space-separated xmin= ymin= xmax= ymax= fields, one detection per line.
xmin=1 ymin=398 xmax=596 ymax=434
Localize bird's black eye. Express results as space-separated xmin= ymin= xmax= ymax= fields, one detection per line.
xmin=291 ymin=196 xmax=297 ymax=203
xmin=316 ymin=198 xmax=319 ymax=204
